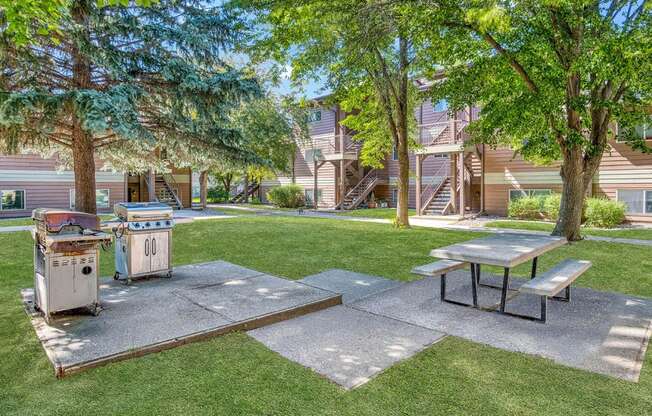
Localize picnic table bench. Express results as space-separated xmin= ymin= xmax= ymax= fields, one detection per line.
xmin=412 ymin=233 xmax=592 ymax=323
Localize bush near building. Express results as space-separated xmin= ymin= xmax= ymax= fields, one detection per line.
xmin=508 ymin=194 xmax=626 ymax=228
xmin=584 ymin=198 xmax=627 ymax=228
xmin=266 ymin=185 xmax=305 ymax=208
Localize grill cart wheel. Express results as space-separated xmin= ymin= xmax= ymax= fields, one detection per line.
xmin=113 ymin=272 xmax=120 ymax=280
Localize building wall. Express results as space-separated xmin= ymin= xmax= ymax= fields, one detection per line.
xmin=0 ymin=154 xmax=125 ymax=218
xmin=0 ymin=153 xmax=195 ymax=217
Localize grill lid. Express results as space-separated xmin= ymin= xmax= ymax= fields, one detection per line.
xmin=113 ymin=202 xmax=173 ymax=221
xmin=32 ymin=209 xmax=100 ymax=234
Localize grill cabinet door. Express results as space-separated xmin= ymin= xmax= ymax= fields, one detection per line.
xmin=129 ymin=233 xmax=151 ymax=275
xmin=72 ymin=254 xmax=98 ymax=307
xmin=48 ymin=256 xmax=77 ymax=312
xmin=149 ymin=231 xmax=169 ymax=272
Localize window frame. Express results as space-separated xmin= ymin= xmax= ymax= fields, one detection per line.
xmin=307 ymin=110 xmax=322 ymax=123
xmin=392 ymin=188 xmax=398 ymax=205
xmin=70 ymin=188 xmax=111 ymax=210
xmin=0 ymin=189 xmax=26 ymax=211
xmin=508 ymin=188 xmax=552 ymax=202
xmin=392 ymin=145 xmax=398 ymax=161
xmin=433 ymin=99 xmax=448 ymax=113
xmin=304 ymin=188 xmax=323 ymax=206
xmin=616 ymin=189 xmax=652 ymax=215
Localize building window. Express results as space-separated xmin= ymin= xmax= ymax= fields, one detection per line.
xmin=392 ymin=189 xmax=398 ymax=205
xmin=307 ymin=110 xmax=322 ymax=123
xmin=434 ymin=99 xmax=448 ymax=112
xmin=70 ymin=189 xmax=110 ymax=210
xmin=617 ymin=189 xmax=652 ymax=214
xmin=392 ymin=145 xmax=398 ymax=160
xmin=304 ymin=189 xmax=323 ymax=206
xmin=304 ymin=148 xmax=323 ymax=162
xmin=0 ymin=190 xmax=25 ymax=210
xmin=509 ymin=189 xmax=552 ymax=201
xmin=617 ymin=117 xmax=652 ymax=142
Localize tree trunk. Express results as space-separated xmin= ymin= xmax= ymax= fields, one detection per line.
xmin=71 ymin=1 xmax=96 ymax=214
xmin=394 ymin=34 xmax=410 ymax=227
xmin=243 ymin=171 xmax=249 ymax=204
xmin=552 ymin=148 xmax=585 ymax=241
xmin=72 ymin=122 xmax=97 ymax=214
xmin=199 ymin=170 xmax=208 ymax=209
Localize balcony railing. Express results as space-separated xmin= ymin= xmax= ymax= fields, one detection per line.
xmin=418 ymin=120 xmax=469 ymax=147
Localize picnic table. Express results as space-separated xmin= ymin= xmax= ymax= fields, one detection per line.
xmin=429 ymin=233 xmax=567 ymax=315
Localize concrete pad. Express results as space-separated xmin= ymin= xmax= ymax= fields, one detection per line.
xmin=21 ymin=261 xmax=340 ymax=377
xmin=353 ymin=270 xmax=652 ymax=382
xmin=174 ymin=274 xmax=342 ymax=322
xmin=249 ymin=305 xmax=444 ymax=389
xmin=299 ymin=269 xmax=403 ymax=304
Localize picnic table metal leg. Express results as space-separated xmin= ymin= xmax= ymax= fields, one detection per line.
xmin=470 ymin=263 xmax=479 ymax=307
xmin=531 ymin=257 xmax=538 ymax=279
xmin=499 ymin=268 xmax=510 ymax=313
xmin=475 ymin=264 xmax=481 ymax=284
xmin=440 ymin=273 xmax=446 ymax=301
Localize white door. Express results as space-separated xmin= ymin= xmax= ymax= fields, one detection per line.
xmin=149 ymin=231 xmax=169 ymax=272
xmin=129 ymin=233 xmax=151 ymax=275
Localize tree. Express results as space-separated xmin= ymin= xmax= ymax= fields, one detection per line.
xmin=0 ymin=0 xmax=156 ymax=47
xmin=416 ymin=0 xmax=651 ymax=240
xmin=236 ymin=0 xmax=422 ymax=226
xmin=0 ymin=0 xmax=261 ymax=214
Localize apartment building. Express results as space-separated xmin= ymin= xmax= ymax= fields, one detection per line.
xmin=260 ymin=96 xmax=652 ymax=223
xmin=0 ymin=152 xmax=192 ymax=218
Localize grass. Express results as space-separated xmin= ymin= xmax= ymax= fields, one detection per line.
xmin=1 ymin=215 xmax=651 ymax=415
xmin=0 ymin=214 xmax=116 ymax=227
xmin=335 ymin=207 xmax=416 ymax=219
xmin=485 ymin=219 xmax=652 ymax=240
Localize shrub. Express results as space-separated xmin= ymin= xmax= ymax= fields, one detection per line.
xmin=207 ymin=186 xmax=229 ymax=203
xmin=584 ymin=197 xmax=626 ymax=228
xmin=507 ymin=195 xmax=544 ymax=220
xmin=249 ymin=196 xmax=262 ymax=205
xmin=542 ymin=193 xmax=562 ymax=221
xmin=266 ymin=185 xmax=305 ymax=208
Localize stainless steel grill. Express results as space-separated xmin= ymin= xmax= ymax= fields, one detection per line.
xmin=113 ymin=202 xmax=174 ymax=284
xmin=31 ymin=209 xmax=111 ymax=323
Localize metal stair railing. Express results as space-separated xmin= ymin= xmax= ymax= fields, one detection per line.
xmin=420 ymin=161 xmax=451 ymax=213
xmin=340 ymin=169 xmax=378 ymax=210
xmin=160 ymin=173 xmax=183 ymax=208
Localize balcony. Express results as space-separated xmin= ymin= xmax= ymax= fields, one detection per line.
xmin=313 ymin=134 xmax=361 ymax=161
xmin=416 ymin=120 xmax=469 ymax=154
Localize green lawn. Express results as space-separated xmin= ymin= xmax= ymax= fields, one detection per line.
xmin=2 ymin=216 xmax=651 ymax=415
xmin=335 ymin=207 xmax=416 ymax=219
xmin=0 ymin=214 xmax=116 ymax=227
xmin=485 ymin=220 xmax=652 ymax=240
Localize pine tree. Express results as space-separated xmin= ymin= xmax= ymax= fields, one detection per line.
xmin=0 ymin=0 xmax=261 ymax=213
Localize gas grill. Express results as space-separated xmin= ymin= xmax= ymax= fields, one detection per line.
xmin=113 ymin=202 xmax=174 ymax=284
xmin=32 ymin=209 xmax=112 ymax=323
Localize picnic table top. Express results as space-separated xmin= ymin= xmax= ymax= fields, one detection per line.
xmin=429 ymin=233 xmax=567 ymax=268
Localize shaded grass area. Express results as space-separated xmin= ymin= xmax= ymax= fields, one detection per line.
xmin=485 ymin=220 xmax=652 ymax=240
xmin=335 ymin=207 xmax=416 ymax=219
xmin=1 ymin=216 xmax=652 ymax=415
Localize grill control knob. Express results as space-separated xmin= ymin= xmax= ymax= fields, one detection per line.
xmin=134 ymin=223 xmax=140 ymax=228
xmin=145 ymin=222 xmax=150 ymax=227
xmin=166 ymin=220 xmax=171 ymax=226
xmin=156 ymin=221 xmax=161 ymax=226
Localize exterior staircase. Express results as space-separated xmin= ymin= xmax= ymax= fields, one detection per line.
xmin=340 ymin=169 xmax=379 ymax=210
xmin=422 ymin=177 xmax=451 ymax=215
xmin=154 ymin=174 xmax=182 ymax=209
xmin=230 ymin=182 xmax=259 ymax=203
